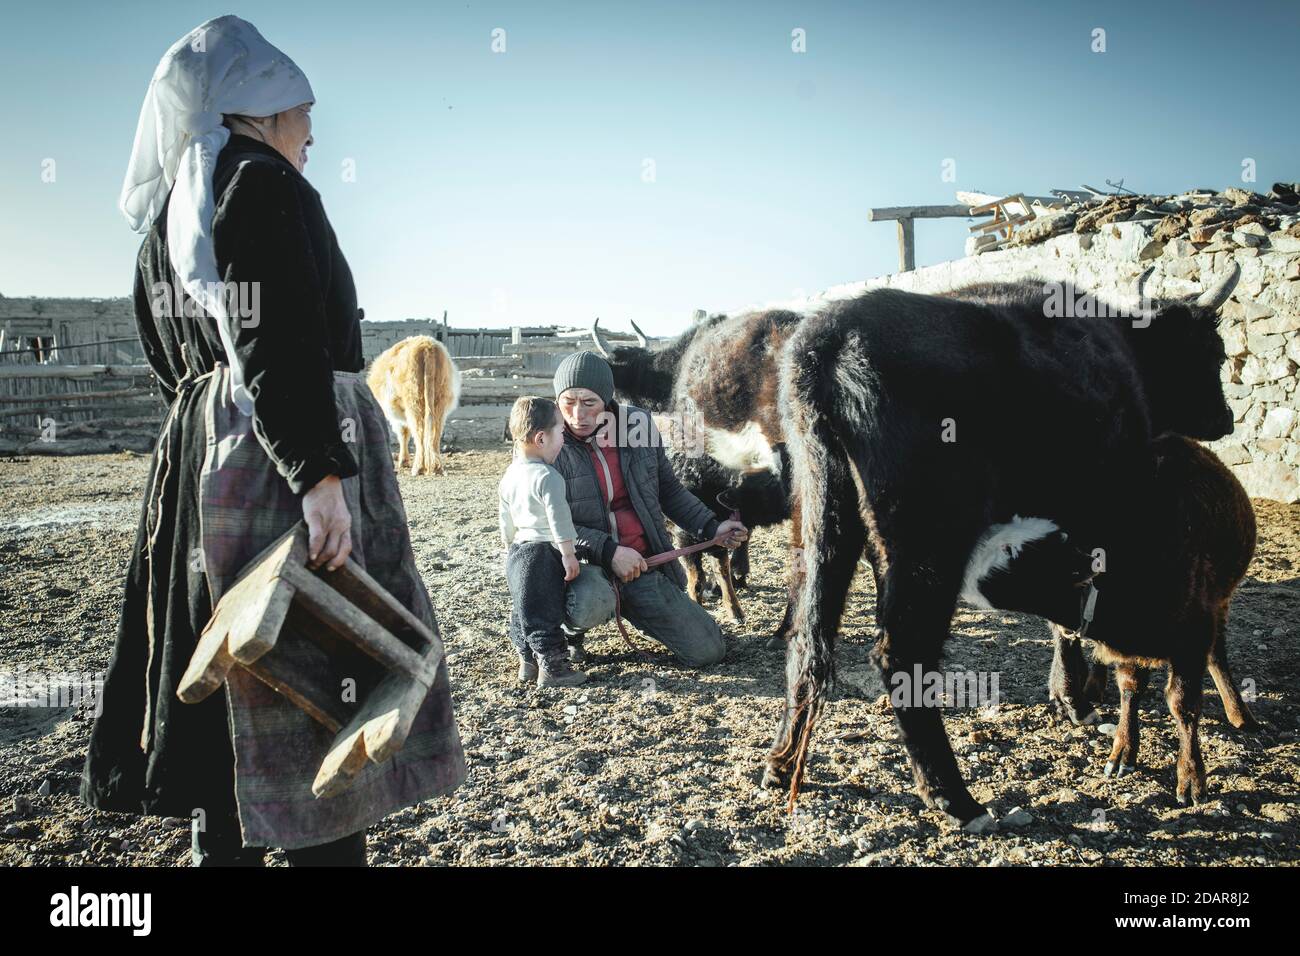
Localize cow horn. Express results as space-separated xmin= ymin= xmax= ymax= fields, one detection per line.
xmin=590 ymin=317 xmax=613 ymax=358
xmin=629 ymin=319 xmax=649 ymax=348
xmin=1134 ymin=266 xmax=1155 ymax=301
xmin=1195 ymin=262 xmax=1240 ymax=311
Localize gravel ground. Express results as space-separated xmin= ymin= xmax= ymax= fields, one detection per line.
xmin=1 ymin=447 xmax=1298 ymax=866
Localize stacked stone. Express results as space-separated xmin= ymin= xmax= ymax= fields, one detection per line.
xmin=781 ymin=182 xmax=1300 ymax=502
xmin=993 ymin=182 xmax=1300 ymax=254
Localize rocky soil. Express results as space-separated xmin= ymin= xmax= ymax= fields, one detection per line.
xmin=1 ymin=448 xmax=1298 ymax=866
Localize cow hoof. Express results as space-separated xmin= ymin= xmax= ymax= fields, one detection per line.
xmin=764 ymin=634 xmax=787 ymax=651
xmin=760 ymin=765 xmax=789 ymax=791
xmin=1103 ymin=760 xmax=1135 ymax=780
xmin=1175 ymin=779 xmax=1207 ymax=807
xmin=961 ymin=812 xmax=998 ymax=835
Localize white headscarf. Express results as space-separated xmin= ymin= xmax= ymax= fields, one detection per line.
xmin=120 ymin=15 xmax=314 ymax=414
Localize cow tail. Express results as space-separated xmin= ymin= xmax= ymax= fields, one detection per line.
xmin=776 ymin=319 xmax=871 ymax=810
xmin=420 ymin=343 xmax=436 ymax=469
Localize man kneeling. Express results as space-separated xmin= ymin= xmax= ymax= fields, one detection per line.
xmin=550 ymin=351 xmax=748 ymax=668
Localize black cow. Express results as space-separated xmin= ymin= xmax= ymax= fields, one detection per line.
xmin=764 ymin=267 xmax=1239 ymax=829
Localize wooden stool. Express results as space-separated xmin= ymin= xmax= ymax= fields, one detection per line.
xmin=177 ymin=522 xmax=443 ymax=798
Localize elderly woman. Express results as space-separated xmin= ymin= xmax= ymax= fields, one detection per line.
xmin=80 ymin=16 xmax=465 ymax=866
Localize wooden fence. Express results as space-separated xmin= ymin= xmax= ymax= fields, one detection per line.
xmin=0 ymin=319 xmax=652 ymax=454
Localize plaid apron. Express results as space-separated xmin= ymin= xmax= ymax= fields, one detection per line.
xmin=194 ymin=364 xmax=466 ymax=850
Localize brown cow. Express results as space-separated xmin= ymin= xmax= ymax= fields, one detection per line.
xmin=366 ymin=335 xmax=460 ymax=476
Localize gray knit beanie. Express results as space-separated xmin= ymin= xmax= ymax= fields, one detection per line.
xmin=553 ymin=350 xmax=615 ymax=405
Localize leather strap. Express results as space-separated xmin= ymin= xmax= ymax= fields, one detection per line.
xmin=608 ymin=509 xmax=741 ymax=653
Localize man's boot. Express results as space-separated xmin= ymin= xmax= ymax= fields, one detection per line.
xmin=539 ymin=653 xmax=587 ymax=688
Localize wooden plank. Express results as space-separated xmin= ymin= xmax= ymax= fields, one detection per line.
xmin=0 ymin=403 xmax=161 ymax=422
xmin=0 ymin=364 xmax=152 ymax=380
xmin=867 ymin=205 xmax=972 ymax=221
xmin=320 ymin=560 xmax=441 ymax=658
xmin=502 ymin=335 xmax=640 ymax=355
xmin=956 ymin=191 xmax=1062 ymax=211
xmin=362 ymin=322 xmax=553 ymax=336
xmin=458 ymin=377 xmax=553 ymax=392
xmin=177 ymin=528 xmax=306 ymax=702
xmin=312 ymin=666 xmax=431 ymax=798
xmin=242 ymin=622 xmax=352 ymax=732
xmin=0 ymin=386 xmax=156 ymax=407
xmin=969 ymin=211 xmax=1032 ymax=234
xmin=897 ymin=218 xmax=916 ymax=272
xmin=457 ymin=392 xmax=554 ymax=406
xmin=280 ymin=562 xmax=437 ymax=684
xmin=450 ymin=355 xmax=523 ymax=370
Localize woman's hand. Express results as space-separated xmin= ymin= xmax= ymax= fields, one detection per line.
xmin=611 ymin=545 xmax=647 ymax=583
xmin=303 ymin=475 xmax=352 ymax=571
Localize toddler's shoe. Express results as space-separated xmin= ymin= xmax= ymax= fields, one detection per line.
xmin=517 ymin=655 xmax=538 ymax=683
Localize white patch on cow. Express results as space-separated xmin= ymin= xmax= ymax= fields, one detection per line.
xmin=959 ymin=516 xmax=1059 ymax=609
xmin=706 ymin=421 xmax=779 ymax=474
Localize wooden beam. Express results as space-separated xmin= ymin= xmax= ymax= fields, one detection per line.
xmin=501 ymin=339 xmax=601 ymax=355
xmin=956 ymin=191 xmax=1063 ymax=211
xmin=969 ymin=212 xmax=1033 ymax=235
xmin=897 ymin=219 xmax=916 ymax=272
xmin=0 ymin=386 xmax=156 ymax=406
xmin=0 ymin=402 xmax=161 ymax=421
xmin=449 ymin=355 xmax=525 ymax=369
xmin=868 ymin=205 xmax=972 ymax=221
xmin=0 ymin=364 xmax=151 ymax=380
xmin=459 ymin=376 xmax=555 ymax=394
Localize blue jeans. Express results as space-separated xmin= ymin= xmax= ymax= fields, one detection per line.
xmin=564 ymin=564 xmax=726 ymax=668
xmin=506 ymin=541 xmax=569 ymax=665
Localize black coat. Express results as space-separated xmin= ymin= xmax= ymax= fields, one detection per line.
xmin=81 ymin=134 xmax=366 ymax=822
xmin=140 ymin=134 xmax=365 ymax=493
xmin=551 ymin=402 xmax=720 ymax=589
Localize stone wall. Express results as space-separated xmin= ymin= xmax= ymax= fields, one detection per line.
xmin=763 ymin=197 xmax=1300 ymax=503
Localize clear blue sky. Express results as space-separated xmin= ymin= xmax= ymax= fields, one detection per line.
xmin=1 ymin=0 xmax=1297 ymax=336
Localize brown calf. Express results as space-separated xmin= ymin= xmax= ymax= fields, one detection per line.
xmin=976 ymin=435 xmax=1259 ymax=804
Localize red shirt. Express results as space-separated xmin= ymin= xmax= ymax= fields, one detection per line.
xmin=586 ymin=441 xmax=650 ymax=556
